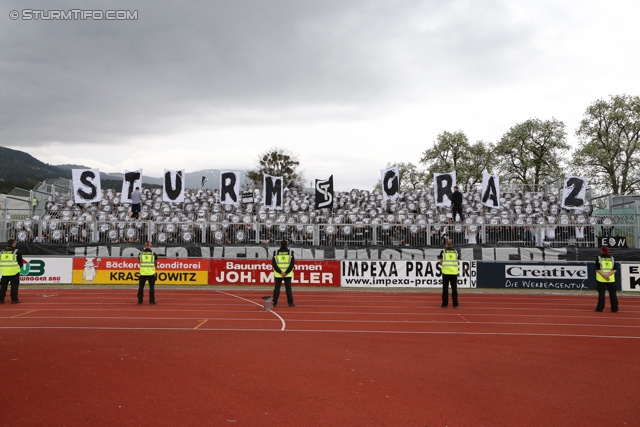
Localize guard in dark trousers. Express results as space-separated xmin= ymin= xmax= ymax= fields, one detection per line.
xmin=438 ymin=238 xmax=459 ymax=308
xmin=0 ymin=239 xmax=23 ymax=304
xmin=138 ymin=241 xmax=157 ymax=305
xmin=272 ymin=240 xmax=295 ymax=307
xmin=595 ymin=246 xmax=618 ymax=312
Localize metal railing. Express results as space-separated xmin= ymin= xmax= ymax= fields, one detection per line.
xmin=2 ymin=216 xmax=637 ymax=248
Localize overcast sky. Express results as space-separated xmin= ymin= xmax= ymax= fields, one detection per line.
xmin=2 ymin=0 xmax=639 ymax=191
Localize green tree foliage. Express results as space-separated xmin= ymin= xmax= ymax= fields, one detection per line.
xmin=572 ymin=94 xmax=640 ymax=195
xmin=397 ymin=162 xmax=428 ymax=191
xmin=419 ymin=131 xmax=496 ymax=191
xmin=374 ymin=162 xmax=428 ymax=192
xmin=493 ymin=118 xmax=569 ymax=191
xmin=0 ymin=179 xmax=39 ymax=194
xmin=466 ymin=140 xmax=497 ymax=188
xmin=246 ymin=147 xmax=306 ymax=191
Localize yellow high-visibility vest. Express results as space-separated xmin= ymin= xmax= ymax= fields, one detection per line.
xmin=139 ymin=251 xmax=156 ymax=276
xmin=274 ymin=251 xmax=293 ymax=278
xmin=441 ymin=249 xmax=459 ymax=275
xmin=596 ymin=256 xmax=615 ymax=283
xmin=0 ymin=249 xmax=21 ymax=276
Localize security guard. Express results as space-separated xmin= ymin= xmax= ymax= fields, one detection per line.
xmin=138 ymin=241 xmax=157 ymax=305
xmin=272 ymin=240 xmax=295 ymax=307
xmin=595 ymin=246 xmax=618 ymax=312
xmin=0 ymin=239 xmax=23 ymax=304
xmin=438 ymin=238 xmax=459 ymax=308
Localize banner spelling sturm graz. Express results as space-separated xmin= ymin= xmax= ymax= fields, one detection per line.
xmin=315 ymin=175 xmax=334 ymax=209
xmin=121 ymin=169 xmax=143 ymax=203
xmin=561 ymin=175 xmax=588 ymax=210
xmin=72 ymin=168 xmax=102 ymax=204
xmin=381 ymin=166 xmax=399 ymax=202
xmin=434 ymin=171 xmax=456 ymax=207
xmin=481 ymin=171 xmax=500 ymax=208
xmin=263 ymin=174 xmax=283 ymax=210
xmin=220 ymin=171 xmax=240 ymax=206
xmin=163 ymin=169 xmax=185 ymax=203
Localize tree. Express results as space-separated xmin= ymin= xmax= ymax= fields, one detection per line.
xmin=572 ymin=94 xmax=640 ymax=195
xmin=493 ymin=118 xmax=569 ymax=191
xmin=465 ymin=140 xmax=497 ymax=189
xmin=374 ymin=162 xmax=428 ymax=192
xmin=0 ymin=178 xmax=39 ymax=194
xmin=245 ymin=147 xmax=306 ymax=191
xmin=419 ymin=131 xmax=496 ymax=191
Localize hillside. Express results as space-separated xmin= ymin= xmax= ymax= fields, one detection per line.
xmin=0 ymin=146 xmax=68 ymax=193
xmin=0 ymin=146 xmax=67 ymax=182
xmin=0 ymin=147 xmax=242 ymax=192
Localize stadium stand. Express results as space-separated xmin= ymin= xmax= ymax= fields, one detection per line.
xmin=1 ymin=177 xmax=637 ymax=248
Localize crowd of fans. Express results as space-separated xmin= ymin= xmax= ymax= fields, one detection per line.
xmin=7 ymin=186 xmax=611 ymax=247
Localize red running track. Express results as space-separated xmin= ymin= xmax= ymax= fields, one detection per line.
xmin=0 ymin=289 xmax=638 ymax=426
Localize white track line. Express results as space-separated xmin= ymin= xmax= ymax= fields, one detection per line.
xmin=5 ymin=316 xmax=639 ymax=331
xmin=215 ymin=290 xmax=286 ymax=331
xmin=10 ymin=291 xmax=639 ymax=337
xmin=0 ymin=325 xmax=637 ymax=339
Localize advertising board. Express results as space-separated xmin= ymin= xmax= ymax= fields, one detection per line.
xmin=209 ymin=259 xmax=340 ymax=286
xmin=18 ymin=257 xmax=73 ymax=284
xmin=71 ymin=257 xmax=209 ymax=285
xmin=341 ymin=260 xmax=477 ymax=288
xmin=620 ymin=263 xmax=640 ymax=292
xmin=476 ymin=262 xmax=597 ymax=290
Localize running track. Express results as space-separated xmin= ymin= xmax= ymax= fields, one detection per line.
xmin=1 ymin=289 xmax=638 ymax=426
